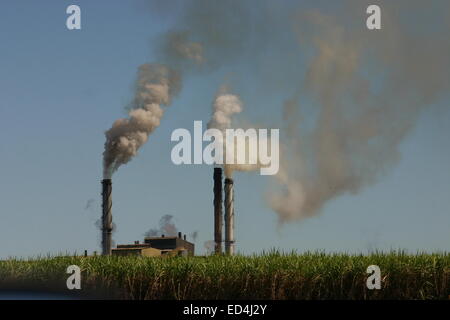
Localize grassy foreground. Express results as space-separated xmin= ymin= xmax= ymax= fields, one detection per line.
xmin=0 ymin=251 xmax=449 ymax=299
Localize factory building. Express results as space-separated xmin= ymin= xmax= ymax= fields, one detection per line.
xmin=111 ymin=232 xmax=194 ymax=257
xmin=102 ymin=167 xmax=236 ymax=257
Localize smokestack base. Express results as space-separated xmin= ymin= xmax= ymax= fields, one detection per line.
xmin=213 ymin=168 xmax=223 ymax=255
xmin=101 ymin=179 xmax=113 ymax=256
xmin=224 ymin=176 xmax=235 ymax=255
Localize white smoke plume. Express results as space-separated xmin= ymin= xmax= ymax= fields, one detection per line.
xmin=207 ymin=87 xmax=266 ymax=177
xmin=208 ymin=89 xmax=242 ymax=131
xmin=103 ymin=64 xmax=181 ymax=178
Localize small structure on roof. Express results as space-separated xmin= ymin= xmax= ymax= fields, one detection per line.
xmin=111 ymin=232 xmax=194 ymax=257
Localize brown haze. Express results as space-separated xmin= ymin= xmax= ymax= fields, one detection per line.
xmin=270 ymin=3 xmax=450 ymax=222
xmin=149 ymin=0 xmax=450 ymax=223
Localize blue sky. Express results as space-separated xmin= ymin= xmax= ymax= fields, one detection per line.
xmin=0 ymin=0 xmax=449 ymax=258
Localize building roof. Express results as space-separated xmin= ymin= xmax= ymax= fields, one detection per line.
xmin=144 ymin=236 xmax=179 ymax=240
xmin=116 ymin=243 xmax=151 ymax=249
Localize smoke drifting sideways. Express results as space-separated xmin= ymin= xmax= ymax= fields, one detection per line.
xmin=269 ymin=2 xmax=450 ymax=223
xmin=153 ymin=0 xmax=450 ymax=223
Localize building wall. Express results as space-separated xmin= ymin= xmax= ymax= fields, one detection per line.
xmin=112 ymin=247 xmax=161 ymax=257
xmin=144 ymin=237 xmax=177 ymax=250
xmin=144 ymin=237 xmax=195 ymax=256
xmin=141 ymin=247 xmax=163 ymax=257
xmin=112 ymin=248 xmax=142 ymax=256
xmin=175 ymin=238 xmax=195 ymax=256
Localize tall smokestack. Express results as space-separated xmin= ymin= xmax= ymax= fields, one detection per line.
xmin=224 ymin=177 xmax=235 ymax=255
xmin=213 ymin=168 xmax=223 ymax=254
xmin=101 ymin=179 xmax=113 ymax=256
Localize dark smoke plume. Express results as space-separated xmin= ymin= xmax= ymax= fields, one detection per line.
xmin=144 ymin=214 xmax=178 ymax=237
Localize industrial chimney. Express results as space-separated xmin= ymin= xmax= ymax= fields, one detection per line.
xmin=224 ymin=177 xmax=235 ymax=255
xmin=213 ymin=168 xmax=223 ymax=254
xmin=101 ymin=179 xmax=113 ymax=255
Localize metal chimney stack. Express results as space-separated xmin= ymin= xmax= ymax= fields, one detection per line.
xmin=213 ymin=168 xmax=223 ymax=254
xmin=224 ymin=177 xmax=235 ymax=255
xmin=101 ymin=179 xmax=113 ymax=256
